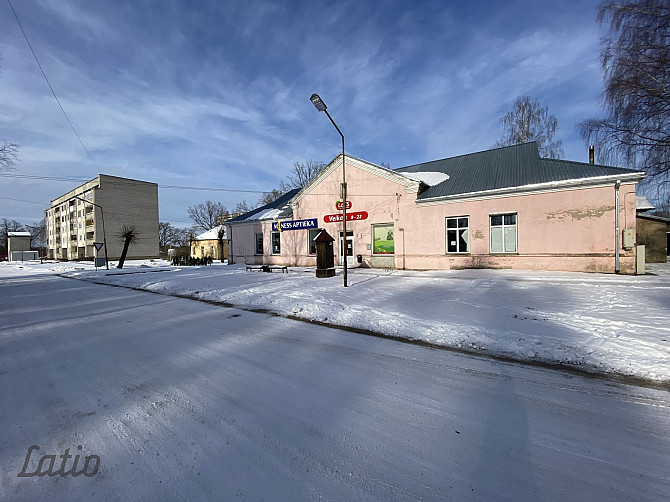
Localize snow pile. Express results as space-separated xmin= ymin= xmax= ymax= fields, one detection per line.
xmin=0 ymin=259 xmax=171 ymax=276
xmin=32 ymin=260 xmax=668 ymax=383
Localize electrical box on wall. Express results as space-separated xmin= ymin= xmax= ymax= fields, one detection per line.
xmin=622 ymin=228 xmax=635 ymax=250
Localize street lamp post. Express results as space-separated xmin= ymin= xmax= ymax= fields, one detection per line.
xmin=72 ymin=194 xmax=109 ymax=270
xmin=310 ymin=93 xmax=348 ymax=287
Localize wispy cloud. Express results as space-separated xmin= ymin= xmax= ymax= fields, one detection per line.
xmin=0 ymin=0 xmax=606 ymax=224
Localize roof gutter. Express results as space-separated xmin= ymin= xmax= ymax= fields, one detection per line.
xmin=415 ymin=172 xmax=645 ymax=206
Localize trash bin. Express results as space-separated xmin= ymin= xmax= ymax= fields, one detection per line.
xmin=357 ymin=254 xmax=362 ymax=264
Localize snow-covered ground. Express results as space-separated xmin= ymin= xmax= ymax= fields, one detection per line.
xmin=2 ymin=259 xmax=669 ymax=383
xmin=2 ymin=273 xmax=669 ymax=500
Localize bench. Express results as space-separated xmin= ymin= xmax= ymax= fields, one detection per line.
xmin=246 ymin=265 xmax=288 ymax=273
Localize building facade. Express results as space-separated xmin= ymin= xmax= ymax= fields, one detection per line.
xmin=636 ymin=213 xmax=670 ymax=263
xmin=7 ymin=231 xmax=34 ymax=261
xmin=227 ymin=143 xmax=645 ymax=274
xmin=45 ymin=174 xmax=159 ymax=261
xmin=191 ymin=225 xmax=228 ymax=261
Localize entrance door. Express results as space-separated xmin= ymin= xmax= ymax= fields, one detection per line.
xmin=339 ymin=231 xmax=354 ymax=267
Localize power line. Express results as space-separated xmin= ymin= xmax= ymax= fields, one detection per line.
xmin=0 ymin=173 xmax=271 ymax=193
xmin=7 ymin=0 xmax=99 ymax=171
xmin=0 ymin=195 xmax=46 ymax=205
xmin=0 ymin=173 xmax=89 ymax=182
xmin=160 ymin=184 xmax=267 ymax=194
xmin=1 ymin=173 xmax=398 ymax=197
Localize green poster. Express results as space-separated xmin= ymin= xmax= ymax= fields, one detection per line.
xmin=373 ymin=225 xmax=394 ymax=254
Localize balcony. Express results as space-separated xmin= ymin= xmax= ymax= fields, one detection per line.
xmin=85 ymin=219 xmax=94 ymax=228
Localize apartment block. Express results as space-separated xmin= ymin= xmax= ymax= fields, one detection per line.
xmin=45 ymin=174 xmax=159 ymax=261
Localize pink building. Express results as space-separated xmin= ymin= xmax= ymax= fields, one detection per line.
xmin=227 ymin=143 xmax=645 ymax=274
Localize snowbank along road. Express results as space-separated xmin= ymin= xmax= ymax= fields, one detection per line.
xmin=1 ymin=273 xmax=669 ymax=501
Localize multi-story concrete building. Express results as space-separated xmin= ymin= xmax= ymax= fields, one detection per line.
xmin=45 ymin=174 xmax=159 ymax=261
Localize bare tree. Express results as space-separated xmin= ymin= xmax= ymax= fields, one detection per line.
xmin=580 ymin=0 xmax=670 ymax=181
xmin=234 ymin=200 xmax=253 ymax=213
xmin=257 ymin=159 xmax=325 ymax=207
xmin=116 ymin=225 xmax=138 ymax=269
xmin=1 ymin=61 xmax=19 ymax=171
xmin=257 ymin=188 xmax=286 ymax=206
xmin=493 ymin=96 xmax=564 ymax=159
xmin=187 ymin=201 xmax=229 ymax=231
xmin=1 ymin=218 xmax=24 ymax=255
xmin=158 ymin=221 xmax=178 ymax=257
xmin=380 ymin=161 xmax=391 ymax=169
xmin=279 ymin=160 xmax=325 ymax=191
xmin=26 ymin=220 xmax=46 ymax=255
xmin=652 ymin=192 xmax=670 ymax=218
xmin=1 ymin=141 xmax=19 ymax=172
xmin=217 ymin=226 xmax=226 ymax=262
xmin=173 ymin=227 xmax=197 ymax=249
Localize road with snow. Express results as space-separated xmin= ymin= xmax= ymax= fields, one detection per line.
xmin=1 ymin=273 xmax=669 ymax=501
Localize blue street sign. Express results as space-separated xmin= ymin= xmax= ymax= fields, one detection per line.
xmin=272 ymin=218 xmax=318 ymax=231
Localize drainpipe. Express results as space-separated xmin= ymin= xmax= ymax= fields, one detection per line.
xmin=227 ymin=225 xmax=232 ymax=264
xmin=615 ymin=179 xmax=621 ymax=273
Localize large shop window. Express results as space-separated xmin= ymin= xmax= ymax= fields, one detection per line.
xmin=254 ymin=233 xmax=263 ymax=255
xmin=490 ymin=213 xmax=517 ymax=253
xmin=446 ymin=217 xmax=469 ymax=253
xmin=372 ymin=224 xmax=394 ymax=254
xmin=307 ymin=228 xmax=322 ymax=255
xmin=271 ymin=232 xmax=281 ymax=255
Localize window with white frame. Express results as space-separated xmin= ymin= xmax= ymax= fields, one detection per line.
xmin=271 ymin=232 xmax=281 ymax=255
xmin=446 ymin=217 xmax=469 ymax=253
xmin=254 ymin=233 xmax=263 ymax=255
xmin=490 ymin=213 xmax=517 ymax=253
xmin=308 ymin=228 xmax=322 ymax=255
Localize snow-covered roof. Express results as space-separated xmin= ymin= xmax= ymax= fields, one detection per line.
xmin=195 ymin=225 xmax=226 ymax=240
xmin=636 ymin=196 xmax=655 ymax=212
xmin=397 ymin=171 xmax=450 ymax=185
xmin=227 ymin=189 xmax=300 ymax=224
xmin=8 ymin=231 xmax=31 ymax=237
xmin=241 ymin=207 xmax=283 ymax=221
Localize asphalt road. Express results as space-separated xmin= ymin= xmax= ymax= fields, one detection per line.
xmin=1 ymin=274 xmax=669 ymax=501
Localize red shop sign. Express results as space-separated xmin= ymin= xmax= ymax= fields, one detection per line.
xmin=335 ymin=200 xmax=352 ymax=211
xmin=323 ymin=211 xmax=368 ymax=223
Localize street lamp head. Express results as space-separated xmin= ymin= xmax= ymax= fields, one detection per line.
xmin=310 ymin=93 xmax=327 ymax=112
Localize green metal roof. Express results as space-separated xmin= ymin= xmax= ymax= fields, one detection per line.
xmin=395 ymin=142 xmax=643 ymax=200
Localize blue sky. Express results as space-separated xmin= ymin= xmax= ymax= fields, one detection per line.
xmin=1 ymin=0 xmax=608 ymax=227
